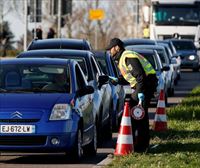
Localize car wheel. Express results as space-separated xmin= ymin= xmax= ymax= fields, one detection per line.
xmin=104 ymin=104 xmax=113 ymax=140
xmin=193 ymin=68 xmax=199 ymax=72
xmin=70 ymin=128 xmax=83 ymax=162
xmin=174 ymin=78 xmax=178 ymax=85
xmin=97 ymin=115 xmax=103 ymax=147
xmin=84 ymin=123 xmax=97 ymax=156
xmin=165 ymin=93 xmax=168 ymax=107
xmin=168 ymin=87 xmax=174 ymax=96
xmin=177 ymin=73 xmax=181 ymax=80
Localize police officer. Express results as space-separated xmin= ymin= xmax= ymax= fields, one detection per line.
xmin=106 ymin=38 xmax=158 ymax=152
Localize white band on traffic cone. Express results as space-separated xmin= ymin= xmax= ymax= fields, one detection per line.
xmin=121 ymin=116 xmax=132 ymax=126
xmin=155 ymin=114 xmax=167 ymax=122
xmin=117 ymin=134 xmax=133 ymax=144
xmin=157 ymin=100 xmax=165 ymax=108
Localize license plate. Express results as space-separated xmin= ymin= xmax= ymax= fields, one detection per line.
xmin=0 ymin=125 xmax=35 ymax=134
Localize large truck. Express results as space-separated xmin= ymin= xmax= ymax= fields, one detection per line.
xmin=150 ymin=0 xmax=200 ymax=47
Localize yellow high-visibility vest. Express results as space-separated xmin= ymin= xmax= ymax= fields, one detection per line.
xmin=118 ymin=50 xmax=156 ymax=88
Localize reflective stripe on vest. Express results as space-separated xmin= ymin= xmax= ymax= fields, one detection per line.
xmin=118 ymin=50 xmax=156 ymax=88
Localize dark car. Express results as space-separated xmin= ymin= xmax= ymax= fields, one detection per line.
xmin=94 ymin=51 xmax=125 ymax=130
xmin=170 ymin=39 xmax=200 ymax=71
xmin=17 ymin=49 xmax=112 ymax=144
xmin=0 ymin=58 xmax=96 ymax=161
xmin=27 ymin=38 xmax=93 ymax=51
xmin=123 ymin=38 xmax=157 ymax=47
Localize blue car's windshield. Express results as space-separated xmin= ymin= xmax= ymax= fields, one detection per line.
xmin=0 ymin=64 xmax=70 ymax=93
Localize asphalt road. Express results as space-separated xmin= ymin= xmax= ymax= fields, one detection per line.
xmin=0 ymin=69 xmax=199 ymax=168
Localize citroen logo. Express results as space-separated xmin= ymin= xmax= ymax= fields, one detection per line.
xmin=11 ymin=111 xmax=23 ymax=119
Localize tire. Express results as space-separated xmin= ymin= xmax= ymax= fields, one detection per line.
xmin=165 ymin=93 xmax=168 ymax=107
xmin=84 ymin=124 xmax=97 ymax=156
xmin=104 ymin=104 xmax=113 ymax=140
xmin=70 ymin=128 xmax=83 ymax=162
xmin=193 ymin=68 xmax=199 ymax=72
xmin=174 ymin=78 xmax=178 ymax=85
xmin=97 ymin=115 xmax=103 ymax=147
xmin=168 ymin=87 xmax=174 ymax=97
xmin=177 ymin=73 xmax=181 ymax=80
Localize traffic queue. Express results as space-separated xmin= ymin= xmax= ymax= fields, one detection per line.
xmin=0 ymin=37 xmax=198 ymax=161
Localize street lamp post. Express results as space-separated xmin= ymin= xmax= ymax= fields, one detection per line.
xmin=24 ymin=0 xmax=28 ymax=51
xmin=57 ymin=0 xmax=61 ymax=38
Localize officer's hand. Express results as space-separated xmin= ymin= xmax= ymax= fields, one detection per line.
xmin=109 ymin=76 xmax=118 ymax=85
xmin=137 ymin=93 xmax=145 ymax=102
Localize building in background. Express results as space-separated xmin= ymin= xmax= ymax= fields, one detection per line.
xmin=2 ymin=0 xmax=148 ymax=50
xmin=28 ymin=0 xmax=72 ymax=38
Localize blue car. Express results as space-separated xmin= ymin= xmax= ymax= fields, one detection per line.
xmin=0 ymin=58 xmax=96 ymax=161
xmin=27 ymin=38 xmax=93 ymax=51
xmin=17 ymin=49 xmax=112 ymax=143
xmin=94 ymin=51 xmax=125 ymax=131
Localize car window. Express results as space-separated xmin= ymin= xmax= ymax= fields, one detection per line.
xmin=96 ymin=57 xmax=109 ymax=75
xmin=71 ymin=58 xmax=88 ymax=80
xmin=75 ymin=65 xmax=87 ymax=90
xmin=110 ymin=57 xmax=120 ymax=77
xmin=157 ymin=50 xmax=167 ymax=64
xmin=0 ymin=64 xmax=70 ymax=93
xmin=140 ymin=53 xmax=157 ymax=70
xmin=90 ymin=56 xmax=101 ymax=81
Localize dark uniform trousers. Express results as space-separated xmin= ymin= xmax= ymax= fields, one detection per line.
xmin=129 ymin=74 xmax=157 ymax=152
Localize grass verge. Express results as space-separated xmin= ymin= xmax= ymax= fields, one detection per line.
xmin=106 ymin=86 xmax=200 ymax=168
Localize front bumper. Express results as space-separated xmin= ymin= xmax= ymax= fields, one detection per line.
xmin=180 ymin=57 xmax=199 ymax=69
xmin=0 ymin=119 xmax=79 ymax=153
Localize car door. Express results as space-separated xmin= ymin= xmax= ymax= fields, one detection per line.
xmin=74 ymin=64 xmax=94 ymax=142
xmin=109 ymin=55 xmax=125 ymax=117
xmin=90 ymin=56 xmax=110 ymax=125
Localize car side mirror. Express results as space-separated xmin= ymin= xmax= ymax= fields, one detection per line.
xmin=98 ymin=75 xmax=109 ymax=89
xmin=172 ymin=54 xmax=179 ymax=59
xmin=171 ymin=57 xmax=177 ymax=64
xmin=76 ymin=85 xmax=94 ymax=97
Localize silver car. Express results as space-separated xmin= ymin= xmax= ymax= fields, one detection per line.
xmin=126 ymin=45 xmax=175 ymax=96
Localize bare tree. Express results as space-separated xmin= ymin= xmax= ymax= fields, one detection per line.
xmin=71 ymin=0 xmax=144 ymax=50
xmin=10 ymin=0 xmax=145 ymax=50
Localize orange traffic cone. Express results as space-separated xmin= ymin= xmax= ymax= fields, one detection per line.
xmin=114 ymin=101 xmax=134 ymax=156
xmin=153 ymin=89 xmax=167 ymax=131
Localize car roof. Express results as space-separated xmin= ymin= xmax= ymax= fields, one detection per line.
xmin=27 ymin=38 xmax=92 ymax=50
xmin=0 ymin=57 xmax=73 ymax=65
xmin=18 ymin=49 xmax=93 ymax=58
xmin=169 ymin=39 xmax=194 ymax=42
xmin=126 ymin=44 xmax=165 ymax=51
xmin=130 ymin=48 xmax=155 ymax=54
xmin=123 ymin=38 xmax=156 ymax=46
xmin=93 ymin=51 xmax=107 ymax=58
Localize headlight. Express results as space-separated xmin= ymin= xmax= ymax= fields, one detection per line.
xmin=49 ymin=104 xmax=72 ymax=120
xmin=188 ymin=55 xmax=196 ymax=61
